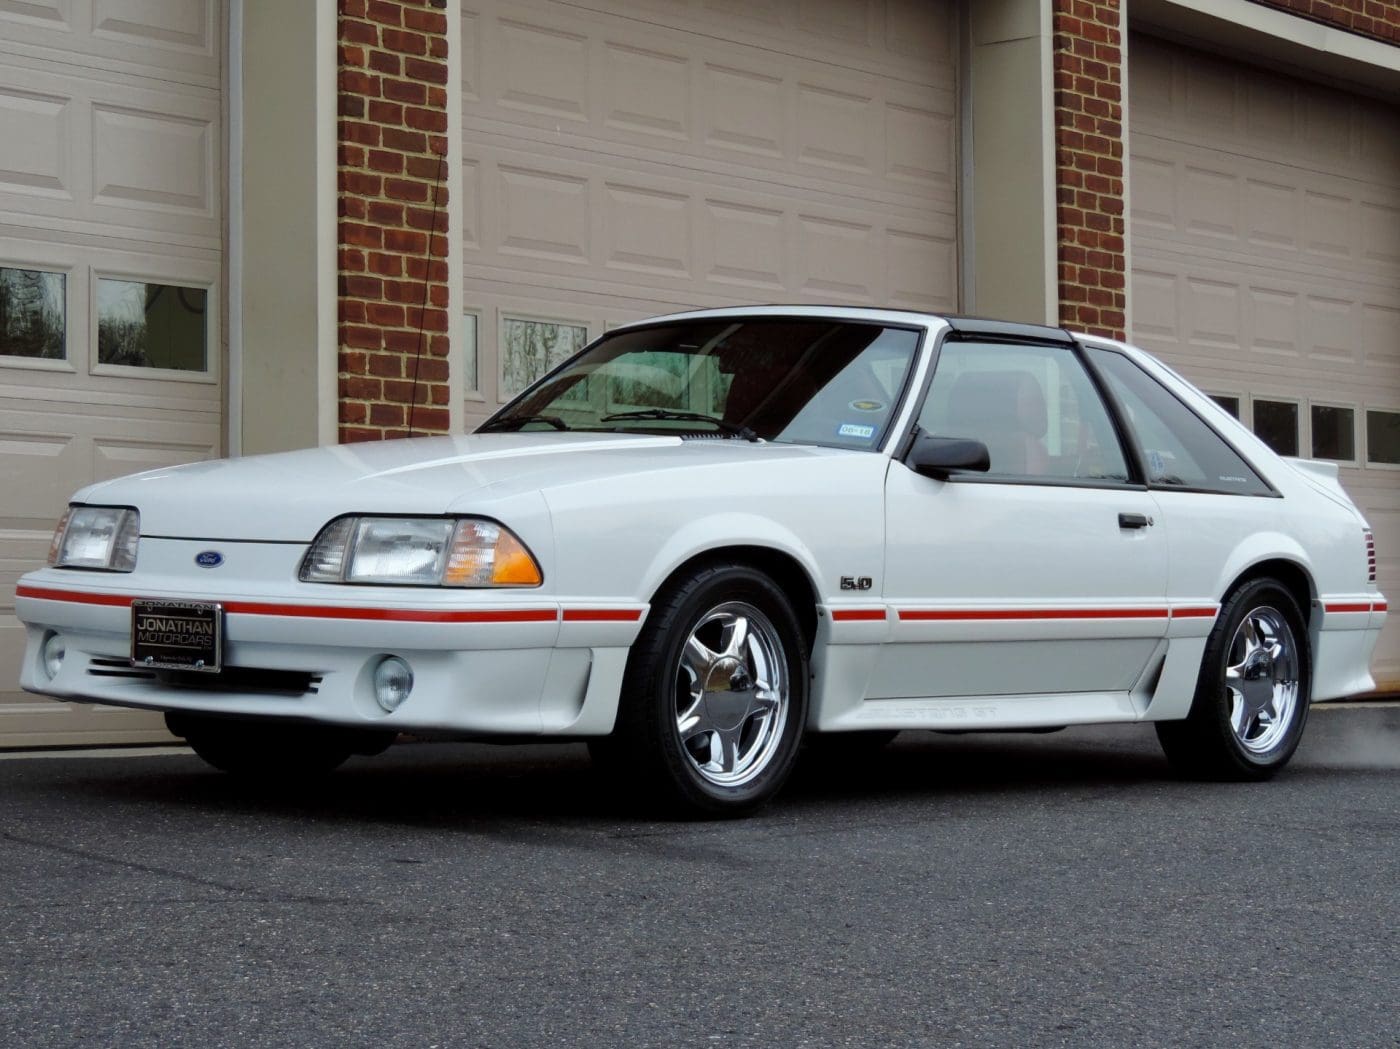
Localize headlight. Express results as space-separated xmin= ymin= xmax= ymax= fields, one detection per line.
xmin=300 ymin=516 xmax=543 ymax=587
xmin=48 ymin=506 xmax=140 ymax=572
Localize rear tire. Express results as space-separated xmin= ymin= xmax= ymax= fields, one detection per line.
xmin=1156 ymin=578 xmax=1310 ymax=780
xmin=606 ymin=562 xmax=809 ymax=817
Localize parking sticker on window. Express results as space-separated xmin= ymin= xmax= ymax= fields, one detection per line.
xmin=849 ymin=399 xmax=885 ymax=412
xmin=838 ymin=423 xmax=876 ymax=439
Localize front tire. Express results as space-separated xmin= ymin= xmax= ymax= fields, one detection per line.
xmin=604 ymin=562 xmax=809 ymax=817
xmin=1156 ymin=578 xmax=1311 ymax=780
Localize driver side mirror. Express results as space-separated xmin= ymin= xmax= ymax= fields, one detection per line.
xmin=907 ymin=434 xmax=991 ymax=480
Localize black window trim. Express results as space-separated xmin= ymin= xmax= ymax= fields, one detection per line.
xmin=896 ymin=326 xmax=1146 ymax=491
xmin=1079 ymin=342 xmax=1282 ymax=500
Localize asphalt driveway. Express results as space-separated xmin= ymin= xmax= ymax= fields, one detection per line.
xmin=1 ymin=704 xmax=1397 ymax=1048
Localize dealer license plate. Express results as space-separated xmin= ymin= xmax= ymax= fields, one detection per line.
xmin=131 ymin=600 xmax=223 ymax=673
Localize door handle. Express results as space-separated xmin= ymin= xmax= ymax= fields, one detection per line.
xmin=1118 ymin=512 xmax=1153 ymax=529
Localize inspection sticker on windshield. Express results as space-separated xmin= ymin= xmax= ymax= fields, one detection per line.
xmin=838 ymin=423 xmax=876 ymax=439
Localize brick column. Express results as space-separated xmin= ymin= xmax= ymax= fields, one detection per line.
xmin=337 ymin=0 xmax=451 ymax=443
xmin=1052 ymin=0 xmax=1126 ymax=340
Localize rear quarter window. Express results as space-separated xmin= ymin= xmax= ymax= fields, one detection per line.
xmin=1091 ymin=348 xmax=1274 ymax=497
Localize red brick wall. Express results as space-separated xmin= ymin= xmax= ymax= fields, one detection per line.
xmin=1052 ymin=0 xmax=1399 ymax=340
xmin=1248 ymin=0 xmax=1400 ymax=42
xmin=337 ymin=0 xmax=451 ymax=443
xmin=1052 ymin=0 xmax=1126 ymax=339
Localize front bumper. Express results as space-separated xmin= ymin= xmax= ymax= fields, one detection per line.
xmin=16 ymin=550 xmax=647 ymax=736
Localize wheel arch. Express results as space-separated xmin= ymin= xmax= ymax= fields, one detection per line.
xmin=647 ymin=545 xmax=821 ymax=645
xmin=1221 ymin=557 xmax=1316 ymax=628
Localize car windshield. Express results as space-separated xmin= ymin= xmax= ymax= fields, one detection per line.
xmin=480 ymin=318 xmax=922 ymax=450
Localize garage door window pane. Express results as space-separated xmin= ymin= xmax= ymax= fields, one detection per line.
xmin=97 ymin=279 xmax=207 ymax=372
xmin=1210 ymin=394 xmax=1240 ymax=419
xmin=0 ymin=267 xmax=65 ymax=360
xmin=1367 ymin=410 xmax=1400 ymax=466
xmin=501 ymin=318 xmax=587 ymax=398
xmin=1311 ymin=405 xmax=1355 ymax=462
xmin=1252 ymin=400 xmax=1298 ymax=457
xmin=462 ymin=312 xmax=479 ymax=395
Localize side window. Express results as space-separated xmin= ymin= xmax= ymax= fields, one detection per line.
xmin=1091 ymin=348 xmax=1273 ymax=496
xmin=918 ymin=341 xmax=1130 ymax=483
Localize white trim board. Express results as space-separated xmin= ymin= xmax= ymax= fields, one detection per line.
xmin=1130 ymin=0 xmax=1400 ymax=100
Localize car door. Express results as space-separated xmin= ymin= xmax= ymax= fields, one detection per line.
xmin=1082 ymin=345 xmax=1301 ymax=713
xmin=873 ymin=336 xmax=1170 ymax=703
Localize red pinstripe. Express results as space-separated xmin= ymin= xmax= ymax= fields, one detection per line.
xmin=836 ymin=605 xmax=1221 ymax=623
xmin=898 ymin=607 xmax=1169 ymax=622
xmin=1324 ymin=602 xmax=1374 ymax=614
xmin=16 ymin=585 xmax=639 ymax=625
xmin=561 ymin=608 xmax=643 ymax=622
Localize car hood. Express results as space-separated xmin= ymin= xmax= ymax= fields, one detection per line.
xmin=76 ymin=433 xmax=849 ymax=541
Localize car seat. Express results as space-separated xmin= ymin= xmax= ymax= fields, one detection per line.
xmin=944 ymin=370 xmax=1049 ymax=475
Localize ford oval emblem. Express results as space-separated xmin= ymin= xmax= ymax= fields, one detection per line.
xmin=195 ymin=551 xmax=224 ymax=569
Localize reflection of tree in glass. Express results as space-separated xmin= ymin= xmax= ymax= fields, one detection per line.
xmin=96 ymin=280 xmax=207 ymax=370
xmin=609 ymin=352 xmax=687 ymax=409
xmin=97 ymin=279 xmax=152 ymax=367
xmin=502 ymin=319 xmax=586 ymax=396
xmin=0 ymin=268 xmax=65 ymax=359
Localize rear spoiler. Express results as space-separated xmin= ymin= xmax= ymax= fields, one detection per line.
xmin=1284 ymin=456 xmax=1339 ymax=483
xmin=1282 ymin=457 xmax=1357 ymax=513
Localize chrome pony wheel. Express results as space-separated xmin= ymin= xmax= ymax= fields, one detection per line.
xmin=1224 ymin=605 xmax=1300 ymax=755
xmin=674 ymin=601 xmax=789 ymax=787
xmin=1156 ymin=578 xmax=1311 ymax=781
xmin=603 ymin=562 xmax=809 ymax=816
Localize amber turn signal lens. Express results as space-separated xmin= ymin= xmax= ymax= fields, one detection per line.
xmin=491 ymin=530 xmax=543 ymax=585
xmin=442 ymin=519 xmax=543 ymax=587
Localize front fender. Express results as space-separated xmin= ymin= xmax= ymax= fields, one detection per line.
xmin=540 ymin=453 xmax=887 ymax=603
xmin=635 ymin=512 xmax=829 ymax=602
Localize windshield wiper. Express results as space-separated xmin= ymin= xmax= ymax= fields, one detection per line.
xmin=479 ymin=413 xmax=569 ymax=432
xmin=600 ymin=408 xmax=759 ymax=442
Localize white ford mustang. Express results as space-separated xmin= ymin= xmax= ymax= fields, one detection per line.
xmin=15 ymin=306 xmax=1386 ymax=814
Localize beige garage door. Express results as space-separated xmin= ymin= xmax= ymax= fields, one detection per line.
xmin=0 ymin=1 xmax=224 ymax=745
xmin=460 ymin=0 xmax=959 ymax=425
xmin=1128 ymin=35 xmax=1400 ymax=690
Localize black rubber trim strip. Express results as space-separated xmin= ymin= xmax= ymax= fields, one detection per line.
xmin=942 ymin=316 xmax=1075 ymax=345
xmin=142 ymin=535 xmax=306 ymax=544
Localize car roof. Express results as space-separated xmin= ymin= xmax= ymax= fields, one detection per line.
xmin=607 ymin=305 xmax=1074 ymax=345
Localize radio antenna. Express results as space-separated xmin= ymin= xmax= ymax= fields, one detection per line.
xmin=407 ymin=148 xmax=447 ymax=438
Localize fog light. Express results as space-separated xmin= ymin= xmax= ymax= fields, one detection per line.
xmin=42 ymin=633 xmax=66 ymax=681
xmin=373 ymin=656 xmax=413 ymax=712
